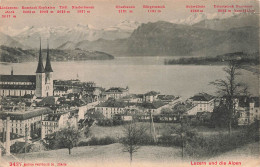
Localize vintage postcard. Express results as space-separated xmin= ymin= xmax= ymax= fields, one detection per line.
xmin=0 ymin=0 xmax=259 ymax=166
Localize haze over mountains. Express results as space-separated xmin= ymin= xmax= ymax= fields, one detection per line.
xmin=0 ymin=20 xmax=141 ymax=49
xmin=0 ymin=13 xmax=258 ymax=57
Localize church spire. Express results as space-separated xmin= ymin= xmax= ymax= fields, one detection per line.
xmin=11 ymin=66 xmax=13 ymax=75
xmin=36 ymin=38 xmax=45 ymax=73
xmin=45 ymin=39 xmax=53 ymax=72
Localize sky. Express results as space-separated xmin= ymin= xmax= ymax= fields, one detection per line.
xmin=0 ymin=0 xmax=258 ymax=29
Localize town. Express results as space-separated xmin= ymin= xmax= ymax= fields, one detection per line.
xmin=0 ymin=41 xmax=259 ymax=161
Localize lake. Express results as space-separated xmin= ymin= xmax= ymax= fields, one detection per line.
xmin=0 ymin=57 xmax=258 ymax=99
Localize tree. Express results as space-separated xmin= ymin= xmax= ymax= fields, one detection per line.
xmin=170 ymin=122 xmax=197 ymax=159
xmin=84 ymin=126 xmax=91 ymax=138
xmin=121 ymin=122 xmax=148 ymax=163
xmin=55 ymin=124 xmax=81 ymax=155
xmin=161 ymin=108 xmax=173 ymax=122
xmin=210 ymin=59 xmax=247 ymax=135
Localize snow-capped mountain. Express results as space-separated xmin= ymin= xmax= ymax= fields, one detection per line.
xmin=0 ymin=26 xmax=31 ymax=37
xmin=171 ymin=12 xmax=236 ymax=25
xmin=0 ymin=20 xmax=141 ymax=49
xmin=11 ymin=24 xmax=101 ymax=48
xmin=104 ymin=20 xmax=140 ymax=32
xmin=0 ymin=32 xmax=28 ymax=49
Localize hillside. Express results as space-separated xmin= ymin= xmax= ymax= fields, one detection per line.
xmin=165 ymin=52 xmax=259 ymax=65
xmin=1 ymin=14 xmax=259 ymax=57
xmin=57 ymin=19 xmax=258 ymax=57
xmin=193 ymin=13 xmax=258 ymax=31
xmin=126 ymin=22 xmax=258 ymax=56
xmin=57 ymin=39 xmax=128 ymax=55
xmin=0 ymin=32 xmax=29 ymax=49
xmin=0 ymin=45 xmax=114 ymax=63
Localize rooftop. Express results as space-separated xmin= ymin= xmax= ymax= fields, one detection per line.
xmin=0 ymin=84 xmax=36 ymax=90
xmin=236 ymin=96 xmax=259 ymax=108
xmin=43 ymin=112 xmax=69 ymax=121
xmin=105 ymin=87 xmax=128 ymax=93
xmin=138 ymin=101 xmax=166 ymax=109
xmin=0 ymin=107 xmax=53 ymax=120
xmin=54 ymin=86 xmax=70 ymax=91
xmin=190 ymin=93 xmax=214 ymax=102
xmin=157 ymin=95 xmax=175 ymax=101
xmin=0 ymin=75 xmax=36 ymax=83
xmin=144 ymin=91 xmax=160 ymax=96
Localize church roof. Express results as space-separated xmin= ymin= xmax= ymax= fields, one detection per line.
xmin=0 ymin=84 xmax=36 ymax=90
xmin=36 ymin=40 xmax=45 ymax=73
xmin=0 ymin=75 xmax=36 ymax=83
xmin=45 ymin=41 xmax=53 ymax=72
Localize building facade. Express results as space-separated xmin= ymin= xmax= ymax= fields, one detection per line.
xmin=187 ymin=93 xmax=215 ymax=115
xmin=235 ymin=96 xmax=259 ymax=126
xmin=0 ymin=40 xmax=54 ymax=98
xmin=41 ymin=112 xmax=70 ymax=139
xmin=0 ymin=108 xmax=53 ymax=139
xmin=103 ymin=87 xmax=129 ymax=100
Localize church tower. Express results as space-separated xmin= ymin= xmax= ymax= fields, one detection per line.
xmin=45 ymin=40 xmax=54 ymax=97
xmin=35 ymin=39 xmax=46 ymax=97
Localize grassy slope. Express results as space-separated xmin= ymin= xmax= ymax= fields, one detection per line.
xmin=1 ymin=142 xmax=259 ymax=167
xmin=1 ymin=123 xmax=259 ymax=166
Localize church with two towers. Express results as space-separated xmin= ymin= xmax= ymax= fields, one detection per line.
xmin=0 ymin=40 xmax=54 ymax=97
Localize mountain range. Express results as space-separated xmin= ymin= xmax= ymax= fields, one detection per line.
xmin=0 ymin=45 xmax=114 ymax=63
xmin=0 ymin=20 xmax=141 ymax=49
xmin=58 ymin=13 xmax=259 ymax=57
xmin=0 ymin=13 xmax=258 ymax=57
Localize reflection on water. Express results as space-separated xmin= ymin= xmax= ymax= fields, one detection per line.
xmin=0 ymin=57 xmax=258 ymax=99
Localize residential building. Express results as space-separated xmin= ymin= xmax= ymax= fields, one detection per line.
xmin=188 ymin=93 xmax=215 ymax=115
xmin=143 ymin=91 xmax=160 ymax=102
xmin=41 ymin=112 xmax=70 ymax=139
xmin=235 ymin=96 xmax=259 ymax=125
xmin=0 ymin=108 xmax=53 ymax=139
xmin=95 ymin=106 xmax=125 ymax=119
xmin=103 ymin=87 xmax=129 ymax=100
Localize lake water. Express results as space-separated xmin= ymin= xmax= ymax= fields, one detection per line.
xmin=0 ymin=57 xmax=258 ymax=99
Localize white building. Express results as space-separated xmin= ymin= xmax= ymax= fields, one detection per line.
xmin=95 ymin=106 xmax=125 ymax=119
xmin=187 ymin=93 xmax=215 ymax=115
xmin=0 ymin=108 xmax=53 ymax=139
xmin=143 ymin=91 xmax=160 ymax=102
xmin=103 ymin=87 xmax=129 ymax=100
xmin=41 ymin=112 xmax=70 ymax=139
xmin=235 ymin=96 xmax=259 ymax=126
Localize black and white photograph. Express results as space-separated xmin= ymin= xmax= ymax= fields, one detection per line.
xmin=0 ymin=0 xmax=259 ymax=166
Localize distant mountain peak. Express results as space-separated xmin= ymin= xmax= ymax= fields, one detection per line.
xmin=171 ymin=12 xmax=237 ymax=25
xmin=75 ymin=24 xmax=96 ymax=30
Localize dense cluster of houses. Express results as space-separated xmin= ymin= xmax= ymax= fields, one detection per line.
xmin=0 ymin=79 xmax=259 ymax=154
xmin=185 ymin=93 xmax=259 ymax=126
